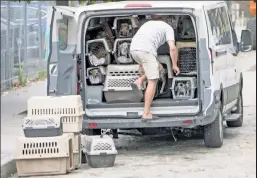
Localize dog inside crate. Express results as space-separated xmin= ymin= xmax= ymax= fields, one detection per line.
xmin=113 ymin=38 xmax=133 ymax=64
xmin=84 ymin=14 xmax=197 ymax=103
xmin=113 ymin=17 xmax=138 ymax=38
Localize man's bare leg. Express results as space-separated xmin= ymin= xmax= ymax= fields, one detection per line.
xmin=135 ymin=74 xmax=146 ymax=89
xmin=142 ymin=79 xmax=157 ymax=119
xmin=135 ymin=64 xmax=163 ymax=89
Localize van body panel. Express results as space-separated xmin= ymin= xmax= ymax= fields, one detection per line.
xmin=203 ymin=3 xmax=229 ymax=109
xmin=47 ymin=7 xmax=79 ymax=96
xmin=203 ymin=2 xmax=241 ymax=113
xmin=83 ymin=99 xmax=220 ymax=129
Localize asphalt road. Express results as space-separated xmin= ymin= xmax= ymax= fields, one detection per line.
xmin=10 ymin=58 xmax=256 ymax=178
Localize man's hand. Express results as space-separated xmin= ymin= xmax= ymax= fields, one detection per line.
xmin=172 ymin=65 xmax=180 ymax=76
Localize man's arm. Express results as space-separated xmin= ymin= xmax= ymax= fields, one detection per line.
xmin=168 ymin=40 xmax=180 ymax=75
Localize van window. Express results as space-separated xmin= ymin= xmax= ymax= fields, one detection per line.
xmin=207 ymin=6 xmax=232 ymax=46
xmin=58 ymin=17 xmax=68 ymax=50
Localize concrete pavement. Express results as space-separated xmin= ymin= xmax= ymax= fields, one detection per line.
xmin=1 ymin=80 xmax=46 ymax=178
xmin=1 ymin=51 xmax=256 ymax=178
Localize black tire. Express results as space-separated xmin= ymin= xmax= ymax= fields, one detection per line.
xmin=81 ymin=151 xmax=87 ymax=164
xmin=227 ymin=93 xmax=244 ymax=127
xmin=247 ymin=17 xmax=256 ymax=50
xmin=204 ymin=109 xmax=224 ymax=148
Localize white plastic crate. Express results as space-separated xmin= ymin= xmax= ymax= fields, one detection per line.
xmin=171 ymin=77 xmax=197 ymax=99
xmin=112 ymin=17 xmax=137 ymax=38
xmin=83 ymin=135 xmax=118 ymax=168
xmin=27 ymin=95 xmax=84 ymax=116
xmin=61 ymin=116 xmax=83 ymax=133
xmin=27 ymin=95 xmax=85 ymax=133
xmin=112 ymin=38 xmax=133 ymax=64
xmin=15 ymin=134 xmax=74 ymax=177
xmin=85 ymin=38 xmax=112 ymax=67
xmin=66 ymin=133 xmax=81 ymax=169
xmin=74 ymin=151 xmax=82 ymax=169
xmin=22 ymin=115 xmax=63 ymax=137
xmin=103 ymin=64 xmax=146 ymax=103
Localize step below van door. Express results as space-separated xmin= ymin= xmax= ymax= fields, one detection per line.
xmin=46 ymin=6 xmax=79 ymax=96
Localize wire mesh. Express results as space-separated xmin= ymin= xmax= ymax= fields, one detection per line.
xmin=0 ymin=1 xmax=47 ymax=91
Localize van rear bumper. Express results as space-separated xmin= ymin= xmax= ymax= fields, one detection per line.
xmin=82 ymin=102 xmax=219 ymax=129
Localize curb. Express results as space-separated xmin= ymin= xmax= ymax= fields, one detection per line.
xmin=1 ymin=159 xmax=17 ymax=178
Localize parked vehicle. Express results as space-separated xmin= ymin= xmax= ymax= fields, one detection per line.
xmin=46 ymin=1 xmax=252 ymax=149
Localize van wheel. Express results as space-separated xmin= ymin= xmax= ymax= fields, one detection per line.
xmin=227 ymin=93 xmax=243 ymax=127
xmin=204 ymin=109 xmax=224 ymax=148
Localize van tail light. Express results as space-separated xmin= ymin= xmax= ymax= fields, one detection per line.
xmin=88 ymin=123 xmax=97 ymax=128
xmin=124 ymin=4 xmax=152 ymax=8
xmin=209 ymin=48 xmax=214 ymax=74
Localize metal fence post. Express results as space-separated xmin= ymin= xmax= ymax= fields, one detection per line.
xmin=7 ymin=1 xmax=11 ymax=88
xmin=38 ymin=2 xmax=43 ymax=68
xmin=23 ymin=2 xmax=28 ymax=79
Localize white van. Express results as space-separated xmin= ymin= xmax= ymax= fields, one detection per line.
xmin=45 ymin=1 xmax=253 ymax=148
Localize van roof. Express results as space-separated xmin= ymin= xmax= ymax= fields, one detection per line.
xmin=74 ymin=1 xmax=225 ymax=13
xmin=56 ymin=1 xmax=226 ymax=19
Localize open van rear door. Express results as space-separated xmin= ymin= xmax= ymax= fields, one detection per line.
xmin=45 ymin=6 xmax=78 ymax=96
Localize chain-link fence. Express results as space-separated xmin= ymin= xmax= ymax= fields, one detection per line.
xmin=1 ymin=1 xmax=48 ymax=91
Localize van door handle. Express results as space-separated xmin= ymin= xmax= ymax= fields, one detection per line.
xmin=215 ymin=50 xmax=227 ymax=57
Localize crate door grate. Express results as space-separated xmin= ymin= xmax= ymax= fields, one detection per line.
xmin=178 ymin=47 xmax=197 ymax=74
xmin=93 ymin=143 xmax=112 ymax=151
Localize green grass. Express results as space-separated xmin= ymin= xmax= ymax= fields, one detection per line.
xmin=17 ymin=69 xmax=27 ymax=87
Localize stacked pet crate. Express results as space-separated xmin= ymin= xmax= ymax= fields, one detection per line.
xmin=15 ymin=95 xmax=85 ymax=177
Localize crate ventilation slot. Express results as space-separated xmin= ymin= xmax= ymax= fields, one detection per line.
xmin=31 ymin=108 xmax=77 ymax=115
xmin=22 ymin=142 xmax=59 ymax=155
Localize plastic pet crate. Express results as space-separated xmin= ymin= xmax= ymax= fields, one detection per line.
xmin=113 ymin=38 xmax=133 ymax=64
xmin=27 ymin=95 xmax=85 ymax=133
xmin=170 ymin=77 xmax=197 ymax=99
xmin=74 ymin=151 xmax=82 ymax=169
xmin=86 ymin=38 xmax=112 ymax=67
xmin=67 ymin=133 xmax=81 ymax=169
xmin=176 ymin=42 xmax=196 ymax=49
xmin=83 ymin=135 xmax=118 ymax=168
xmin=178 ymin=47 xmax=197 ymax=74
xmin=103 ymin=64 xmax=145 ymax=103
xmin=87 ymin=66 xmax=106 ymax=85
xmin=15 ymin=134 xmax=74 ymax=177
xmin=112 ymin=17 xmax=136 ymax=38
xmin=22 ymin=115 xmax=63 ymax=137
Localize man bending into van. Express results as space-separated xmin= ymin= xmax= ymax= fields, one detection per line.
xmin=130 ymin=15 xmax=180 ymax=121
